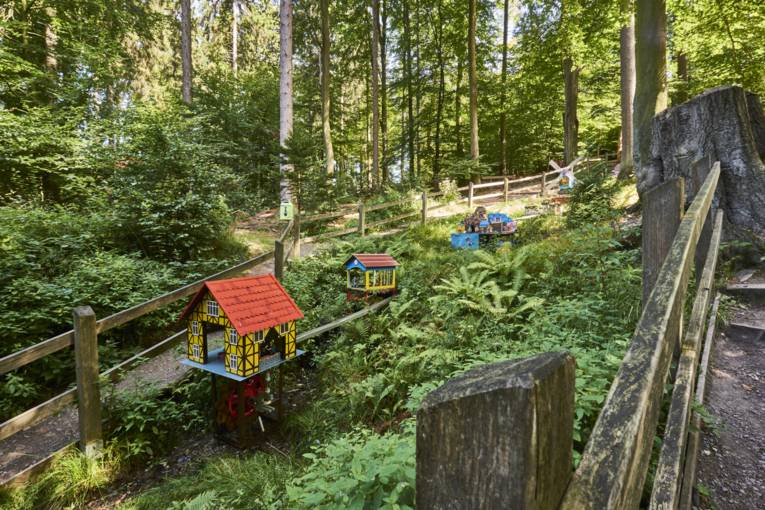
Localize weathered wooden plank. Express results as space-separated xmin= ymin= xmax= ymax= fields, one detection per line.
xmin=472 ymin=191 xmax=504 ymax=201
xmin=0 ymin=441 xmax=77 ymax=488
xmin=301 ymin=209 xmax=354 ymax=222
xmin=0 ymin=388 xmax=77 ymax=442
xmin=650 ymin=211 xmax=723 ymax=510
xmin=96 ymin=250 xmax=274 ymax=334
xmin=561 ymin=163 xmax=719 ymax=510
xmin=302 ymin=226 xmax=359 ymax=244
xmin=417 ymin=352 xmax=575 ymax=509
xmin=642 ymin=178 xmax=685 ymax=305
xmin=0 ymin=331 xmax=75 ymax=376
xmin=690 ymin=156 xmax=713 ymax=278
xmin=73 ymin=306 xmax=102 ymax=457
xmin=365 ymin=196 xmax=415 ymax=212
xmin=725 ymin=283 xmax=765 ymax=293
xmin=472 ymin=181 xmax=503 ymax=190
xmin=296 ymin=298 xmax=392 ymax=342
xmin=277 ymin=218 xmax=294 ymax=242
xmin=679 ymin=293 xmax=720 ymax=510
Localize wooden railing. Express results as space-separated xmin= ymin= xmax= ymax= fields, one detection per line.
xmin=416 ymin=161 xmax=724 ymax=510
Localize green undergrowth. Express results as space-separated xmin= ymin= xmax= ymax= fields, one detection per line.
xmin=7 ymin=175 xmax=642 ymax=509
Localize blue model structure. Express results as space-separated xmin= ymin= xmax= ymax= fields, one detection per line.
xmin=451 ymin=207 xmax=517 ymax=250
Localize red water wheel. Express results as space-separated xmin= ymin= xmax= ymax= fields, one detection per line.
xmin=227 ymin=376 xmax=266 ymax=419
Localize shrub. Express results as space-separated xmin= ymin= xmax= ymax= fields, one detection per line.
xmin=287 ymin=426 xmax=416 ymax=510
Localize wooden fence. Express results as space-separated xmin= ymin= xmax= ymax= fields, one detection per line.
xmin=0 ymin=164 xmax=562 ymax=486
xmin=417 ymin=161 xmax=724 ymax=509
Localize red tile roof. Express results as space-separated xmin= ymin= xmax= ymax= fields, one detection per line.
xmin=347 ymin=253 xmax=400 ymax=269
xmin=180 ymin=274 xmax=303 ymax=335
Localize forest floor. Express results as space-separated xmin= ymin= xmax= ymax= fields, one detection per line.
xmin=0 ymin=192 xmax=536 ymax=487
xmin=696 ymin=276 xmax=765 ymax=510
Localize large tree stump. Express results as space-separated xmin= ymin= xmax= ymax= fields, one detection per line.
xmin=638 ymin=86 xmax=765 ymax=242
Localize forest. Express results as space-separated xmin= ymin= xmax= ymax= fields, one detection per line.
xmin=2 ymin=0 xmax=765 ymax=508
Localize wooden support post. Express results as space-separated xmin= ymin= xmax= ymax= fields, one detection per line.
xmin=358 ymin=202 xmax=366 ymax=236
xmin=292 ymin=213 xmax=301 ymax=260
xmin=468 ymin=182 xmax=474 ymax=209
xmin=503 ymin=176 xmax=509 ymax=202
xmin=416 ymin=351 xmax=575 ymax=509
xmin=277 ymin=365 xmax=284 ymax=421
xmin=421 ymin=192 xmax=427 ymax=225
xmin=236 ymin=381 xmax=251 ymax=447
xmin=541 ymin=172 xmax=547 ymax=196
xmin=642 ymin=178 xmax=685 ymax=306
xmin=73 ymin=306 xmax=102 ymax=457
xmin=274 ymin=240 xmax=284 ymax=280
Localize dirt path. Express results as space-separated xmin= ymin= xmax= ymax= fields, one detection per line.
xmin=695 ymin=297 xmax=765 ymax=510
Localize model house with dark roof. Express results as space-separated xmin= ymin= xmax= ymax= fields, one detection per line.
xmin=344 ymin=253 xmax=399 ymax=300
xmin=179 ymin=274 xmax=303 ymax=378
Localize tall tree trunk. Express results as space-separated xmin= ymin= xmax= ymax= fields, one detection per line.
xmin=279 ymin=0 xmax=294 ymax=203
xmin=433 ymin=0 xmax=445 ymax=186
xmin=455 ymin=57 xmax=463 ymax=157
xmin=499 ymin=0 xmax=509 ymax=175
xmin=563 ymin=56 xmax=579 ymax=164
xmin=181 ymin=0 xmax=192 ymax=105
xmin=618 ymin=0 xmax=636 ymax=178
xmin=370 ymin=0 xmax=381 ymax=187
xmin=403 ymin=0 xmax=415 ymax=184
xmin=232 ymin=0 xmax=239 ymax=74
xmin=468 ymin=0 xmax=479 ymax=181
xmin=633 ymin=0 xmax=667 ymax=188
xmin=415 ymin=0 xmax=422 ymax=181
xmin=320 ymin=0 xmax=335 ymax=176
xmin=379 ymin=0 xmax=389 ymax=183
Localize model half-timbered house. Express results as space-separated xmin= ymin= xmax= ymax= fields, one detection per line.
xmin=179 ymin=274 xmax=303 ymax=378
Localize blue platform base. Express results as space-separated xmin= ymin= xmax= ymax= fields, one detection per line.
xmin=181 ymin=347 xmax=305 ymax=382
xmin=451 ymin=233 xmax=480 ymax=250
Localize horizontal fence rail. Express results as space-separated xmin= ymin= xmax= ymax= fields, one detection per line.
xmin=562 ymin=162 xmax=720 ymax=509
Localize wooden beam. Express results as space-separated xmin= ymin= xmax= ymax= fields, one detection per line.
xmin=0 ymin=331 xmax=74 ymax=377
xmin=417 ymin=352 xmax=575 ymax=509
xmin=0 ymin=388 xmax=76 ymax=442
xmin=0 ymin=442 xmax=77 ymax=488
xmin=561 ymin=163 xmax=719 ymax=510
xmin=296 ymin=297 xmax=392 ymax=342
xmin=73 ymin=306 xmax=102 ymax=457
xmin=679 ymin=293 xmax=720 ymax=510
xmin=725 ymin=283 xmax=765 ymax=293
xmin=650 ymin=211 xmax=723 ymax=509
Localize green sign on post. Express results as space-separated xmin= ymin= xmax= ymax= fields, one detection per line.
xmin=279 ymin=202 xmax=294 ymax=221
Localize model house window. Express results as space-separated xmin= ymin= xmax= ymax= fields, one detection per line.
xmin=191 ymin=321 xmax=199 ymax=336
xmin=207 ymin=300 xmax=219 ymax=317
xmin=229 ymin=354 xmax=238 ymax=370
xmin=255 ymin=330 xmax=264 ymax=342
xmin=229 ymin=329 xmax=238 ymax=345
xmin=192 ymin=343 xmax=200 ymax=359
xmin=280 ymin=322 xmax=289 ymax=334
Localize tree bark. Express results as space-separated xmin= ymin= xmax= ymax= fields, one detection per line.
xmin=468 ymin=0 xmax=479 ymax=180
xmin=370 ymin=0 xmax=381 ymax=187
xmin=643 ymin=86 xmax=765 ymax=242
xmin=499 ymin=0 xmax=510 ymax=175
xmin=379 ymin=0 xmax=389 ymax=183
xmin=618 ymin=0 xmax=636 ymax=178
xmin=633 ymin=0 xmax=667 ymax=185
xmin=563 ymin=56 xmax=579 ymax=165
xmin=181 ymin=0 xmax=192 ymax=105
xmin=232 ymin=0 xmax=239 ymax=74
xmin=320 ymin=0 xmax=335 ymax=177
xmin=403 ymin=0 xmax=415 ymax=184
xmin=279 ymin=0 xmax=294 ymax=203
xmin=433 ymin=0 xmax=445 ymax=186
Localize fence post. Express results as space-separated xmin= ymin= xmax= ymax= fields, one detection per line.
xmin=541 ymin=172 xmax=547 ymax=196
xmin=292 ymin=214 xmax=301 ymax=260
xmin=421 ymin=192 xmax=427 ymax=225
xmin=468 ymin=182 xmax=474 ymax=209
xmin=274 ymin=240 xmax=284 ymax=280
xmin=503 ymin=176 xmax=509 ymax=202
xmin=642 ymin=178 xmax=685 ymax=306
xmin=358 ymin=202 xmax=366 ymax=236
xmin=416 ymin=351 xmax=575 ymax=509
xmin=73 ymin=306 xmax=102 ymax=457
